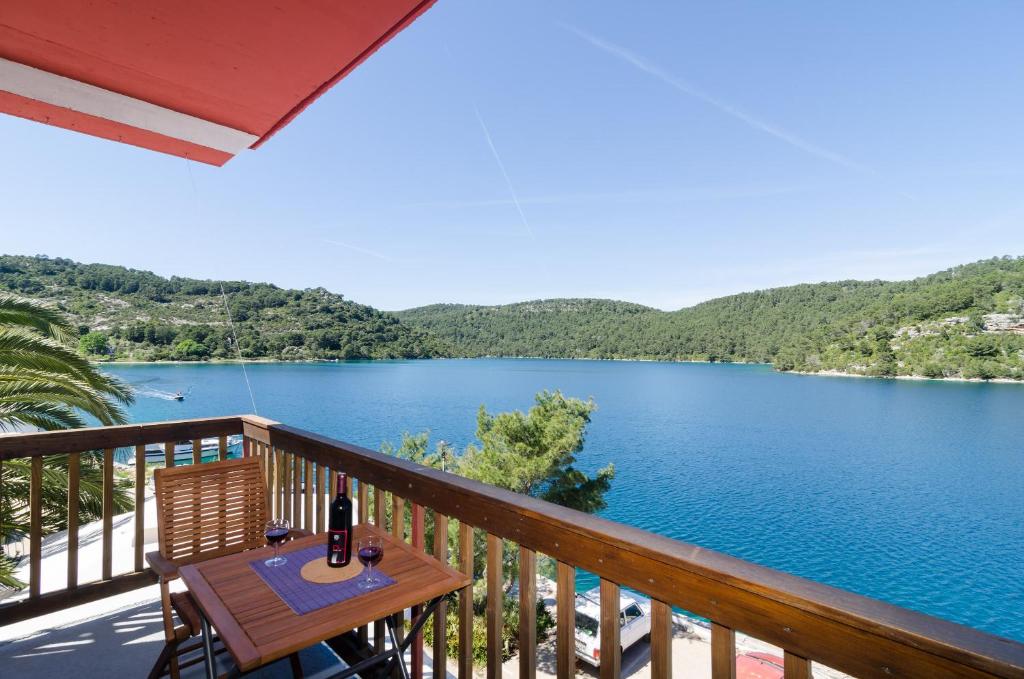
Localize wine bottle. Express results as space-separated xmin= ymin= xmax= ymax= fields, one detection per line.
xmin=327 ymin=472 xmax=353 ymax=567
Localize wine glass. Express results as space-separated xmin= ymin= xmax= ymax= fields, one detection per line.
xmin=264 ymin=518 xmax=290 ymax=567
xmin=357 ymin=536 xmax=384 ymax=589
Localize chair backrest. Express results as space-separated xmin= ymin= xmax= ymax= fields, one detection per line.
xmin=153 ymin=457 xmax=269 ymax=566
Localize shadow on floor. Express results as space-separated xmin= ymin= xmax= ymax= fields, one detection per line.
xmin=0 ymin=598 xmax=341 ymax=678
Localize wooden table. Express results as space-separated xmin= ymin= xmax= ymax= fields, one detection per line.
xmin=179 ymin=523 xmax=471 ymax=678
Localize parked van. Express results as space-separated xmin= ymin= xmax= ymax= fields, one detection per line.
xmin=573 ymin=587 xmax=651 ymax=666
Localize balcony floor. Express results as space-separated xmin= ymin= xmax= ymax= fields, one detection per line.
xmin=0 ymin=582 xmax=447 ymax=679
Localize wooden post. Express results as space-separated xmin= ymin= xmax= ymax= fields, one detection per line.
xmin=486 ymin=533 xmax=503 ymax=679
xmin=392 ymin=494 xmax=406 ymax=541
xmin=317 ymin=465 xmax=327 ymax=533
xmin=433 ymin=512 xmax=449 ymax=679
xmin=599 ymin=579 xmax=621 ymax=679
xmin=411 ymin=503 xmax=426 ymax=679
xmin=556 ymin=561 xmax=575 ymax=679
xmin=164 ymin=441 xmax=175 ymax=468
xmin=282 ymin=452 xmax=293 ymax=523
xmin=303 ymin=458 xmax=314 ymax=532
xmin=29 ymin=456 xmax=42 ymax=598
xmin=711 ymin=623 xmax=736 ymax=679
xmin=218 ymin=434 xmax=229 ymax=461
xmin=519 ymin=546 xmax=537 ymax=679
xmin=784 ymin=651 xmax=812 ymax=679
xmin=192 ymin=438 xmax=202 ymax=465
xmin=374 ymin=486 xmax=385 ymax=527
xmin=292 ymin=452 xmax=302 ymax=524
xmin=650 ymin=600 xmax=672 ymax=679
xmin=102 ymin=448 xmax=114 ymax=581
xmin=458 ymin=522 xmax=474 ymax=679
xmin=358 ymin=479 xmax=369 ymax=525
xmin=391 ymin=495 xmax=407 ymax=679
xmin=133 ymin=446 xmax=145 ymax=573
xmin=68 ymin=452 xmax=81 ymax=588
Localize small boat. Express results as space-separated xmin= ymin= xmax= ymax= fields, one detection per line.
xmin=140 ymin=435 xmax=243 ymax=464
xmin=172 ymin=392 xmax=184 ymax=401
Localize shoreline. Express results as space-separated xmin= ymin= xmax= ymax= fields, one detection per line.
xmin=95 ymin=356 xmax=1024 ymax=384
xmin=790 ymin=368 xmax=1024 ymax=385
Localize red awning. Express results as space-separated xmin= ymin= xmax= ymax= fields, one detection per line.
xmin=0 ymin=0 xmax=436 ymax=166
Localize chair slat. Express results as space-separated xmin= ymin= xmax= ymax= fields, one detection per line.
xmin=153 ymin=458 xmax=269 ymax=566
xmin=192 ymin=438 xmax=202 ymax=465
xmin=218 ymin=435 xmax=229 ymax=461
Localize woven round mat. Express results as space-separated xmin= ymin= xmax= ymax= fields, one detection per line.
xmin=300 ymin=557 xmax=363 ymax=584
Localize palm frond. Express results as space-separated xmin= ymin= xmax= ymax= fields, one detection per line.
xmin=0 ymin=294 xmax=75 ymax=344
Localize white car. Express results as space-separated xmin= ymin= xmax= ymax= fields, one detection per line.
xmin=573 ymin=587 xmax=651 ymax=666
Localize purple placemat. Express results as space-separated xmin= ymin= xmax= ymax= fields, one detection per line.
xmin=250 ymin=545 xmax=396 ymax=615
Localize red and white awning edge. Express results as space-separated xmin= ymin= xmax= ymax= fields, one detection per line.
xmin=0 ymin=57 xmax=258 ymax=161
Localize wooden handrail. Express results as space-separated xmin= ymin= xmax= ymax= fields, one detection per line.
xmin=0 ymin=416 xmax=245 ymax=458
xmin=240 ymin=415 xmax=1024 ymax=679
xmin=1 ymin=415 xmax=1022 ymax=679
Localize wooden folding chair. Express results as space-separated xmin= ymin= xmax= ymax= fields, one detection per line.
xmin=145 ymin=457 xmax=306 ymax=678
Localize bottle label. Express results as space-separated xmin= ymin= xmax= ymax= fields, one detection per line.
xmin=329 ymin=529 xmax=349 ymax=560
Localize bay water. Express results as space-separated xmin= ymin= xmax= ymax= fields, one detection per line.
xmin=105 ymin=359 xmax=1024 ymax=642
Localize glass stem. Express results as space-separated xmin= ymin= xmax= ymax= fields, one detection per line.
xmin=274 ymin=541 xmax=280 ymax=562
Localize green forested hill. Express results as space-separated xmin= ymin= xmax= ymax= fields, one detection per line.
xmin=0 ymin=255 xmax=446 ymax=361
xmin=397 ymin=257 xmax=1024 ymax=380
xmin=4 ymin=254 xmax=1023 ymax=379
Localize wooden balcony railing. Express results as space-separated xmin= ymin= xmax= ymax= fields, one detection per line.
xmin=2 ymin=415 xmax=1023 ymax=679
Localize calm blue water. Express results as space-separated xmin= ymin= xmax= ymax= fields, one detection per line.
xmin=105 ymin=359 xmax=1024 ymax=642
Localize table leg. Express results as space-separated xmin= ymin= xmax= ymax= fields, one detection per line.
xmin=386 ymin=615 xmax=411 ymax=679
xmin=327 ymin=597 xmax=445 ymax=679
xmin=201 ymin=612 xmax=217 ymax=679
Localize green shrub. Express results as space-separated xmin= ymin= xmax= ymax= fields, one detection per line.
xmin=421 ymin=594 xmax=552 ymax=664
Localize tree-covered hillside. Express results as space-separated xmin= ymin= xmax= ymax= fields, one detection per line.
xmin=0 ymin=255 xmax=446 ymax=361
xmin=397 ymin=257 xmax=1024 ymax=380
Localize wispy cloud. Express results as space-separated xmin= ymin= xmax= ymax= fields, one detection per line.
xmin=398 ymin=185 xmax=809 ymax=210
xmin=472 ymin=104 xmax=536 ymax=239
xmin=323 ymin=238 xmax=398 ymax=263
xmin=563 ymin=24 xmax=878 ymax=177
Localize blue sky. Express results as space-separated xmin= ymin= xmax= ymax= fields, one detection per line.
xmin=2 ymin=1 xmax=1023 ymax=310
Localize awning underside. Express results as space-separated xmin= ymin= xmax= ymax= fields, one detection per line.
xmin=0 ymin=0 xmax=436 ymax=165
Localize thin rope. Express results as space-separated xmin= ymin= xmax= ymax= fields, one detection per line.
xmin=182 ymin=154 xmax=259 ymax=415
xmin=220 ymin=283 xmax=259 ymax=415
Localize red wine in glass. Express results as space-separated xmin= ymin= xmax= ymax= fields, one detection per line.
xmin=357 ymin=545 xmax=383 ymax=567
xmin=264 ymin=519 xmax=290 ymax=567
xmin=357 ymin=536 xmax=383 ymax=589
xmin=265 ymin=527 xmax=289 ymax=545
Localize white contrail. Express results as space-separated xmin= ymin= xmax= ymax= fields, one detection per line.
xmin=400 ymin=184 xmax=809 ymax=209
xmin=323 ymin=238 xmax=396 ymax=262
xmin=564 ymin=24 xmax=874 ymax=176
xmin=472 ymin=103 xmax=536 ymax=239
